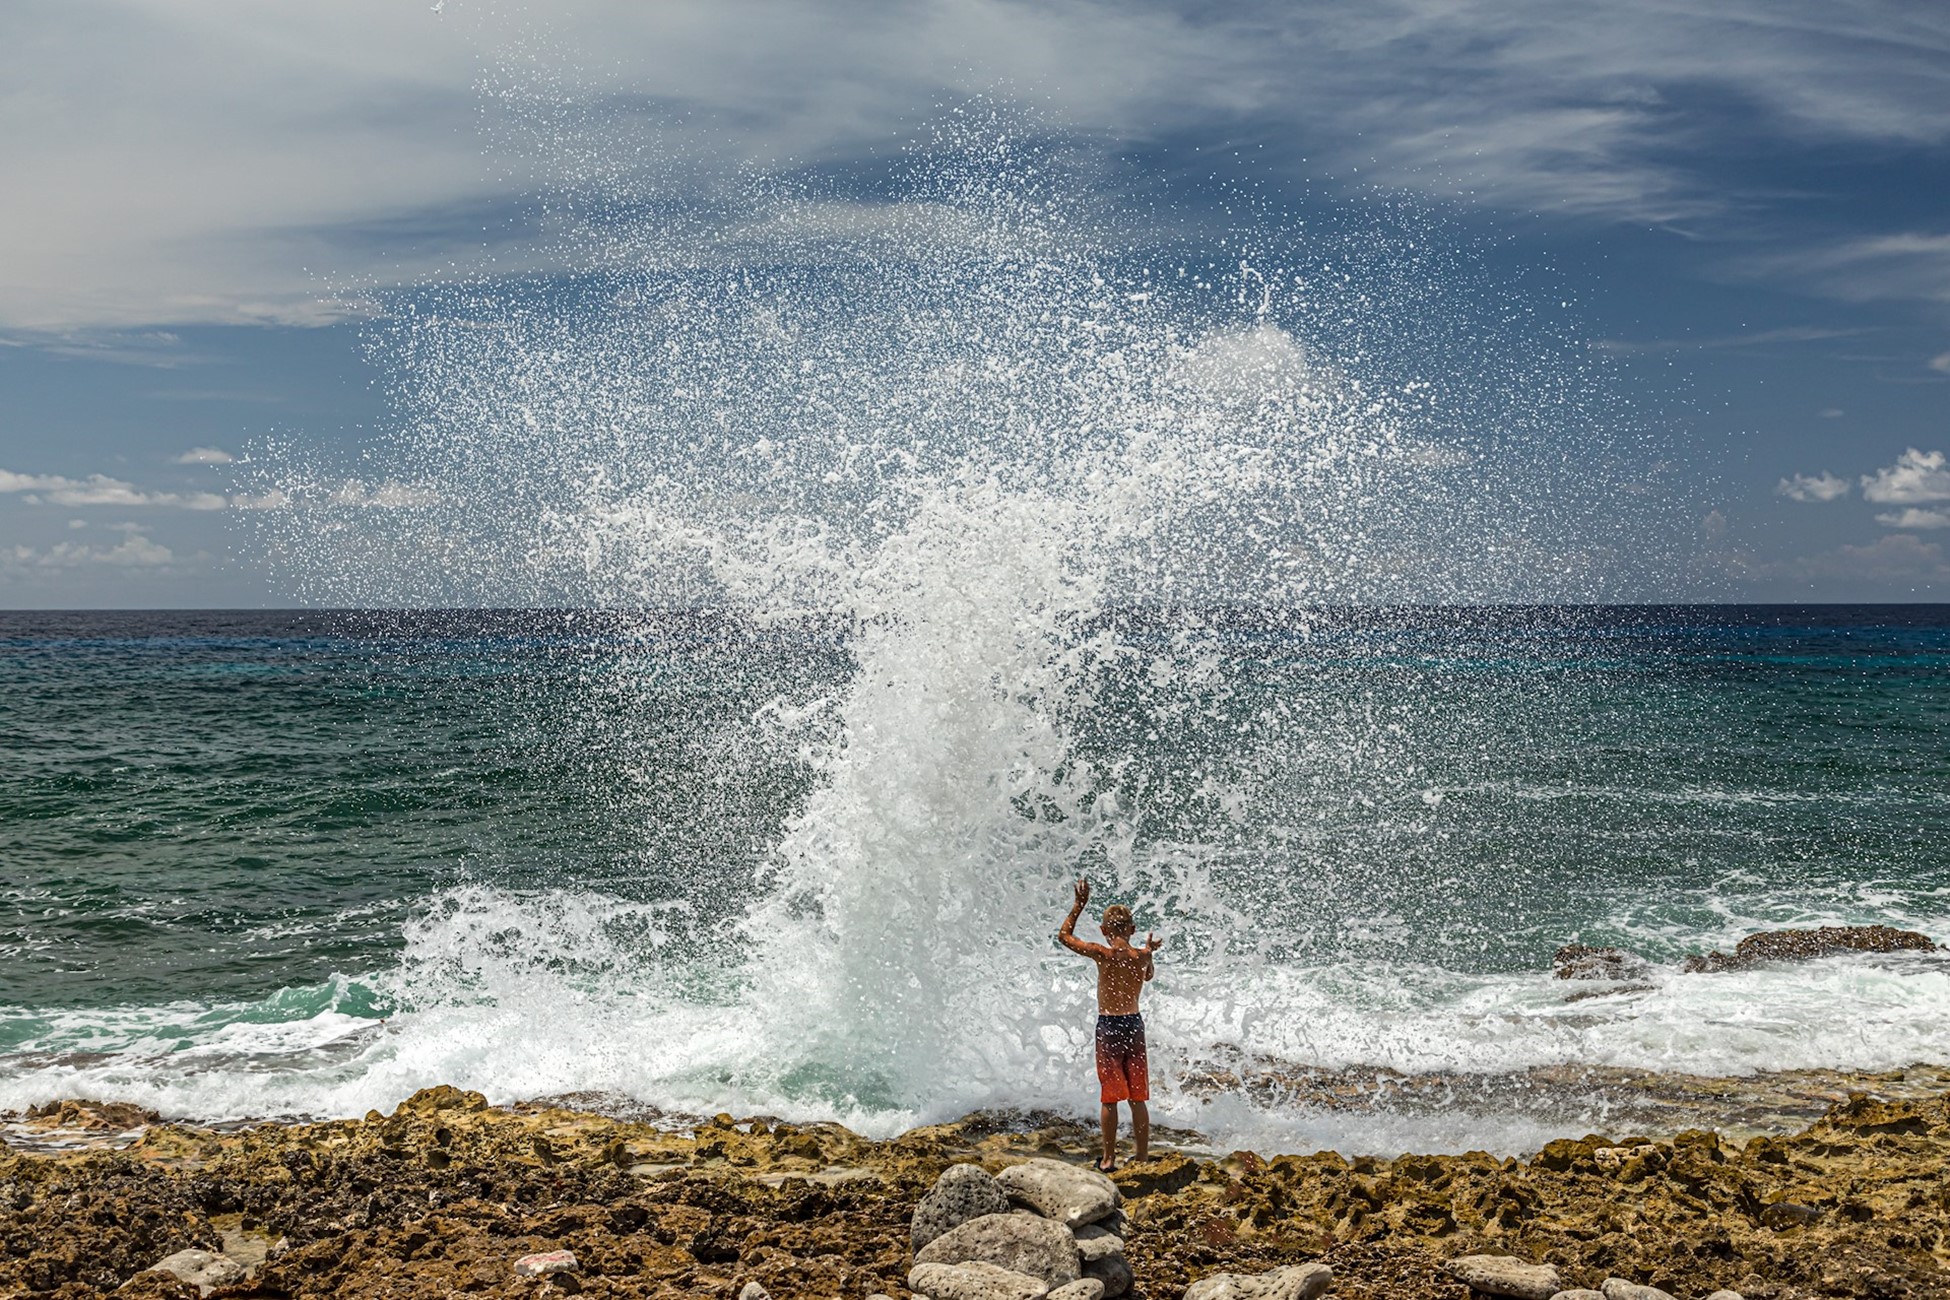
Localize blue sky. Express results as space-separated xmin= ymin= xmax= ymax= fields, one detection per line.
xmin=1 ymin=0 xmax=1946 ymax=606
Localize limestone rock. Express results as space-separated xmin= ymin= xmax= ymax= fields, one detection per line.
xmin=1071 ymin=1221 xmax=1124 ymax=1263
xmin=147 ymin=1250 xmax=245 ymax=1297
xmin=1600 ymin=1283 xmax=1675 ymax=1300
xmin=915 ymin=1163 xmax=1015 ymax=1251
xmin=1553 ymin=944 xmax=1650 ymax=980
xmin=739 ymin=1283 xmax=773 ymax=1300
xmin=916 ymin=1212 xmax=1081 ymax=1288
xmin=1049 ymin=1282 xmax=1106 ymax=1300
xmin=514 ymin=1249 xmax=578 ymax=1278
xmin=1084 ymin=1252 xmax=1134 ymax=1299
xmin=1444 ymin=1255 xmax=1563 ymax=1300
xmin=1683 ymin=925 xmax=1935 ymax=972
xmin=1702 ymin=1292 xmax=1744 ymax=1300
xmin=1183 ymin=1263 xmax=1332 ymax=1300
xmin=996 ymin=1158 xmax=1120 ymax=1227
xmin=1547 ymin=1292 xmax=1605 ymax=1300
xmin=910 ymin=1260 xmax=1052 ymax=1300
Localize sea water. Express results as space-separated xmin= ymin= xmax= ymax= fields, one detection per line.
xmin=4 ymin=607 xmax=1948 ymax=1154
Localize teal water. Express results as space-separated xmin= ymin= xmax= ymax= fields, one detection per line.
xmin=4 ymin=605 xmax=1948 ymax=1146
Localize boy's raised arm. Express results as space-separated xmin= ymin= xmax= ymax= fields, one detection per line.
xmin=1058 ymin=878 xmax=1101 ymax=956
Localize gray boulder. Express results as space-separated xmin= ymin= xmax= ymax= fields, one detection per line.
xmin=147 ymin=1250 xmax=246 ymax=1297
xmin=1600 ymin=1283 xmax=1676 ymax=1300
xmin=1085 ymin=1252 xmax=1134 ymax=1299
xmin=996 ymin=1158 xmax=1119 ymax=1227
xmin=1071 ymin=1221 xmax=1124 ymax=1264
xmin=1547 ymin=1292 xmax=1606 ymax=1300
xmin=917 ymin=1212 xmax=1082 ymax=1289
xmin=1445 ymin=1255 xmax=1563 ymax=1300
xmin=1183 ymin=1264 xmax=1332 ymax=1300
xmin=1049 ymin=1282 xmax=1106 ymax=1300
xmin=910 ymin=1260 xmax=1052 ymax=1300
xmin=915 ymin=1163 xmax=1015 ymax=1251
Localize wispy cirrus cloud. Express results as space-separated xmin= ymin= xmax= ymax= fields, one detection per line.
xmin=4 ymin=1 xmax=1949 ymax=330
xmin=1760 ymin=233 xmax=1950 ymax=306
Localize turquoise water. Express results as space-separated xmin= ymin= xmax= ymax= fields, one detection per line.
xmin=4 ymin=605 xmax=1948 ymax=1147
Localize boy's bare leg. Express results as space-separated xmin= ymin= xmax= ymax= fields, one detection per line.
xmin=1131 ymin=1101 xmax=1150 ymax=1161
xmin=1099 ymin=1103 xmax=1118 ymax=1167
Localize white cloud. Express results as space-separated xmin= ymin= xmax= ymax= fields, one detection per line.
xmin=1776 ymin=471 xmax=1850 ymax=502
xmin=1 ymin=466 xmax=222 ymax=510
xmin=175 ymin=446 xmax=236 ymax=464
xmin=1876 ymin=507 xmax=1950 ymax=529
xmin=1860 ymin=447 xmax=1950 ymax=504
xmin=5 ymin=1 xmax=1950 ymax=329
xmin=1770 ymin=232 xmax=1950 ymax=305
xmin=5 ymin=535 xmax=178 ymax=569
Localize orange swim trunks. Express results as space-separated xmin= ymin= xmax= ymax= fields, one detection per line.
xmin=1094 ymin=1013 xmax=1149 ymax=1104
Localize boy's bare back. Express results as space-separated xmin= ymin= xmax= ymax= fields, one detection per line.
xmin=1058 ymin=879 xmax=1161 ymax=1013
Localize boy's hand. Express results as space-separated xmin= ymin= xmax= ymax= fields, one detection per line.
xmin=1144 ymin=933 xmax=1163 ymax=953
xmin=1073 ymin=878 xmax=1091 ymax=910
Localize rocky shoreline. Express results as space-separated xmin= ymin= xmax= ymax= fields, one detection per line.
xmin=5 ymin=1080 xmax=1950 ymax=1300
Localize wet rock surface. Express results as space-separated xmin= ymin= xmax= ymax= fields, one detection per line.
xmin=3 ymin=1085 xmax=1950 ymax=1297
xmin=1551 ymin=946 xmax=1651 ymax=981
xmin=1682 ymin=925 xmax=1936 ymax=973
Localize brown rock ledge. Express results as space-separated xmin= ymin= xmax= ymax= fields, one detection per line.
xmin=4 ymin=1086 xmax=1950 ymax=1298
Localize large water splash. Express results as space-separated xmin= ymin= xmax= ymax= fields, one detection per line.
xmin=240 ymin=108 xmax=1685 ymax=1127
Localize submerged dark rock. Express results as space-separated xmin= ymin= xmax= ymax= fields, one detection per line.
xmin=1552 ymin=945 xmax=1652 ymax=981
xmin=1683 ymin=925 xmax=1936 ymax=973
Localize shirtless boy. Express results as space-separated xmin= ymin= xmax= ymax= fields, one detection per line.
xmin=1058 ymin=878 xmax=1163 ymax=1171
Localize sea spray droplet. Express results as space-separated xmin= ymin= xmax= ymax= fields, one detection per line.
xmin=234 ymin=106 xmax=1701 ymax=1133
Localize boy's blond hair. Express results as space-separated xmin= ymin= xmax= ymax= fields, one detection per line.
xmin=1101 ymin=904 xmax=1135 ymax=936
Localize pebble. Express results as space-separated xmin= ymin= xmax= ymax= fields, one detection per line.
xmin=514 ymin=1249 xmax=578 ymax=1278
xmin=1760 ymin=1200 xmax=1821 ymax=1229
xmin=1444 ymin=1255 xmax=1564 ymax=1300
xmin=1547 ymin=1292 xmax=1605 ymax=1300
xmin=1049 ymin=1281 xmax=1106 ymax=1300
xmin=1071 ymin=1221 xmax=1125 ymax=1263
xmin=996 ymin=1158 xmax=1120 ymax=1226
xmin=1083 ymin=1252 xmax=1134 ymax=1299
xmin=1182 ymin=1262 xmax=1332 ymax=1300
xmin=914 ymin=1163 xmax=1014 ymax=1251
xmin=147 ymin=1250 xmax=246 ymax=1297
xmin=916 ymin=1212 xmax=1082 ymax=1288
xmin=910 ymin=1259 xmax=1053 ymax=1300
xmin=738 ymin=1283 xmax=773 ymax=1300
xmin=1703 ymin=1292 xmax=1745 ymax=1300
xmin=1600 ymin=1281 xmax=1676 ymax=1300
